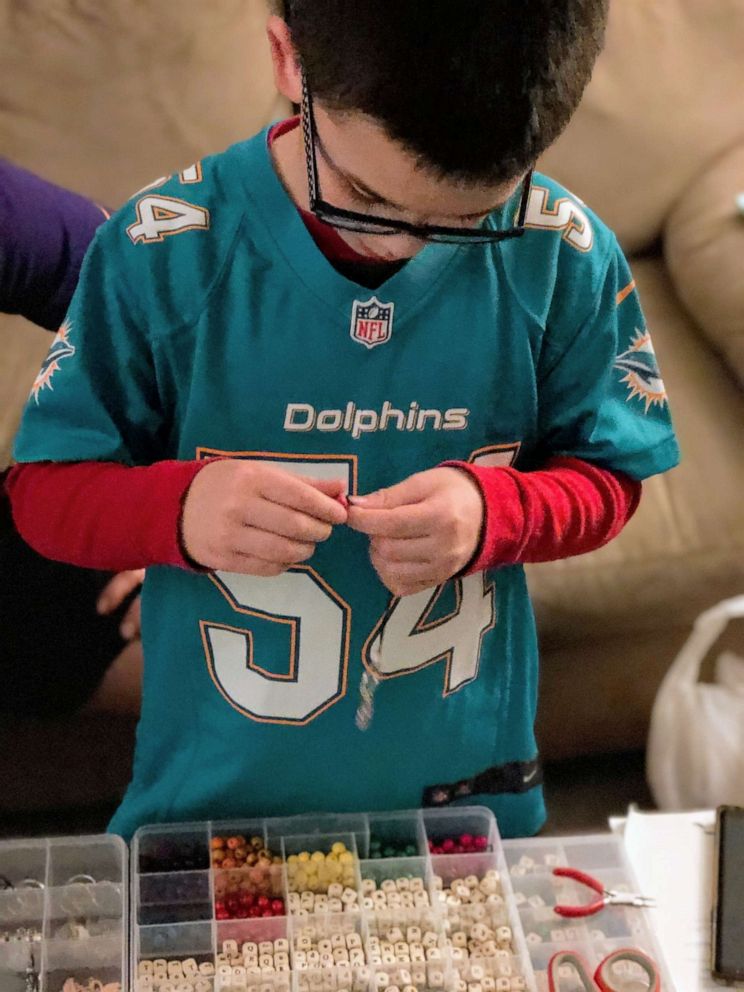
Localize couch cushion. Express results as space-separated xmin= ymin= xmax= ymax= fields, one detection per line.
xmin=538 ymin=0 xmax=744 ymax=254
xmin=528 ymin=256 xmax=744 ymax=648
xmin=0 ymin=0 xmax=287 ymax=208
xmin=664 ymin=142 xmax=744 ymax=388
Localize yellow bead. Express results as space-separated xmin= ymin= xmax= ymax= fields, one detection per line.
xmin=331 ymin=842 xmax=347 ymax=856
xmin=311 ymin=851 xmax=326 ymax=863
xmin=287 ymin=855 xmax=299 ymax=865
xmin=298 ymin=851 xmax=310 ymax=863
xmin=339 ymin=851 xmax=354 ymax=865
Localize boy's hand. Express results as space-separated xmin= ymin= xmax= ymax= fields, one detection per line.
xmin=347 ymin=467 xmax=484 ymax=597
xmin=181 ymin=460 xmax=348 ymax=574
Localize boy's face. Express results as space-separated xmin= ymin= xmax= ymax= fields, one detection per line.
xmin=311 ymin=103 xmax=524 ymax=261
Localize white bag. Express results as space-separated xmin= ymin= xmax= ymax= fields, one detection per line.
xmin=647 ymin=595 xmax=744 ymax=810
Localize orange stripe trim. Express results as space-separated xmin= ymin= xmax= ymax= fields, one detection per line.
xmin=616 ymin=279 xmax=636 ymax=306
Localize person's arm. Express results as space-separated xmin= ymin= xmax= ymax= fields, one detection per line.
xmin=0 ymin=159 xmax=108 ymax=329
xmin=5 ymin=460 xmax=204 ymax=572
xmin=448 ymin=456 xmax=641 ymax=572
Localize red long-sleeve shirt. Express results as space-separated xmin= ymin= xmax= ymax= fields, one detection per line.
xmin=5 ymin=456 xmax=640 ymax=574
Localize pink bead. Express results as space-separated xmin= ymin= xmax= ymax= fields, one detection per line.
xmin=459 ymin=833 xmax=473 ymax=848
xmin=441 ymin=838 xmax=455 ymax=853
xmin=474 ymin=835 xmax=489 ymax=851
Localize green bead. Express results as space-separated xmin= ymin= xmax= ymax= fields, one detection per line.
xmin=383 ymin=846 xmax=396 ymax=859
xmin=404 ymin=844 xmax=417 ymax=857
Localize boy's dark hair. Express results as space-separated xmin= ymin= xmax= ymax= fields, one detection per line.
xmin=276 ymin=0 xmax=608 ymax=186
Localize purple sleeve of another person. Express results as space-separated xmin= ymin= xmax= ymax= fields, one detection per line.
xmin=0 ymin=159 xmax=108 ymax=331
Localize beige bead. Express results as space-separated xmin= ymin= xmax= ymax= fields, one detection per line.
xmin=482 ymin=981 xmax=495 ymax=992
xmin=182 ymin=960 xmax=198 ymax=978
xmin=429 ymin=969 xmax=445 ymax=989
xmin=509 ymin=981 xmax=526 ymax=991
xmin=200 ymin=963 xmax=216 ymax=977
xmin=496 ymin=981 xmax=511 ymax=992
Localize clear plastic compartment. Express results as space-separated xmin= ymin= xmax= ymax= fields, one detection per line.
xmin=503 ymin=833 xmax=676 ymax=991
xmin=0 ymin=834 xmax=127 ymax=992
xmin=130 ymin=808 xmax=537 ymax=992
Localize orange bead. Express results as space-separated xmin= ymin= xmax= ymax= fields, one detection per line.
xmin=211 ymin=837 xmax=225 ymax=850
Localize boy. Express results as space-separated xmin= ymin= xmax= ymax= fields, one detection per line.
xmin=7 ymin=0 xmax=678 ymax=840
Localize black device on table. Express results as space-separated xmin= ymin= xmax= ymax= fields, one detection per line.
xmin=712 ymin=805 xmax=744 ymax=984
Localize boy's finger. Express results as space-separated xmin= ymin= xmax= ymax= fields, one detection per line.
xmin=348 ymin=473 xmax=430 ymax=511
xmin=259 ymin=473 xmax=348 ymax=524
xmin=347 ymin=501 xmax=430 ymax=539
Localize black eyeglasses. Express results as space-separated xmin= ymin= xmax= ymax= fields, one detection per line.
xmin=300 ymin=69 xmax=532 ymax=245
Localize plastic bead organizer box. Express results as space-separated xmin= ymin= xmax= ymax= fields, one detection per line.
xmin=0 ymin=807 xmax=674 ymax=992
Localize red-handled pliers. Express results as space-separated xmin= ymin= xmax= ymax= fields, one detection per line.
xmin=553 ymin=866 xmax=656 ymax=918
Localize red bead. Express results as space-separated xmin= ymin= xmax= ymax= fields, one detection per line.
xmin=240 ymin=892 xmax=255 ymax=907
xmin=257 ymin=895 xmax=270 ymax=910
xmin=262 ymin=909 xmax=274 ymax=918
xmin=271 ymin=899 xmax=285 ymax=915
xmin=441 ymin=838 xmax=455 ymax=853
xmin=216 ymin=909 xmax=229 ymax=920
xmin=459 ymin=834 xmax=473 ymax=847
xmin=474 ymin=835 xmax=488 ymax=851
xmin=453 ymin=845 xmax=464 ymax=854
xmin=432 ymin=845 xmax=444 ymax=855
xmin=249 ymin=906 xmax=261 ymax=917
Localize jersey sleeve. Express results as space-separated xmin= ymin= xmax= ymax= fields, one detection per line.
xmin=536 ymin=240 xmax=680 ymax=480
xmin=13 ymin=224 xmax=164 ymax=466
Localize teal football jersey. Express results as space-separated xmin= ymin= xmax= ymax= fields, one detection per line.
xmin=14 ymin=128 xmax=679 ymax=840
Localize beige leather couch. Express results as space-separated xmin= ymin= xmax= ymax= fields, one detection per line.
xmin=1 ymin=0 xmax=743 ymax=815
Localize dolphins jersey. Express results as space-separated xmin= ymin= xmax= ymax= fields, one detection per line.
xmin=14 ymin=127 xmax=679 ymax=840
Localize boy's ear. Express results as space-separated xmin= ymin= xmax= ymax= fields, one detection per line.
xmin=267 ymin=14 xmax=303 ymax=106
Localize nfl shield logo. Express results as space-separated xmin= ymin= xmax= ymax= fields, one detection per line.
xmin=350 ymin=297 xmax=395 ymax=349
